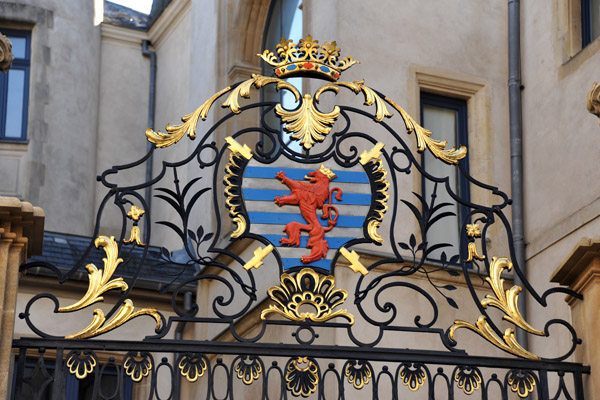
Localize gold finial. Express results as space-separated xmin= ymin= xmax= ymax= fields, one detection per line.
xmin=258 ymin=35 xmax=359 ymax=82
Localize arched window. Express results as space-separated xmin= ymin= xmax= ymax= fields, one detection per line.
xmin=262 ymin=0 xmax=303 ymax=152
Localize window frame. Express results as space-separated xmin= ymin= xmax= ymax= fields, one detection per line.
xmin=0 ymin=28 xmax=31 ymax=142
xmin=420 ymin=92 xmax=471 ymax=263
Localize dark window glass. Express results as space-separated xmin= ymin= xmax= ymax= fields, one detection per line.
xmin=420 ymin=93 xmax=469 ymax=262
xmin=582 ymin=0 xmax=600 ymax=47
xmin=0 ymin=29 xmax=30 ymax=141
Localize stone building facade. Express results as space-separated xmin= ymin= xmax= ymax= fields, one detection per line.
xmin=0 ymin=0 xmax=599 ymax=398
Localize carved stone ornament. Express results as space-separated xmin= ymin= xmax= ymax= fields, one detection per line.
xmin=0 ymin=32 xmax=14 ymax=73
xmin=586 ymin=82 xmax=600 ymax=125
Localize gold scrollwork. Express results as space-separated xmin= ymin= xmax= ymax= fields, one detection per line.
xmin=147 ymin=74 xmax=299 ymax=148
xmin=449 ymin=257 xmax=545 ymax=359
xmin=59 ymin=236 xmax=162 ymax=339
xmin=315 ymin=80 xmax=392 ymax=122
xmin=285 ymin=357 xmax=319 ymax=397
xmin=276 ymin=93 xmax=340 ymax=150
xmin=224 ymin=136 xmax=252 ymax=239
xmin=385 ymin=97 xmax=467 ymax=164
xmin=359 ymin=143 xmax=389 ymax=244
xmin=261 ymin=268 xmax=354 ymax=324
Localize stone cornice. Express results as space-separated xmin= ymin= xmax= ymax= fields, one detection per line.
xmin=0 ymin=196 xmax=44 ymax=257
xmin=101 ymin=23 xmax=148 ymax=47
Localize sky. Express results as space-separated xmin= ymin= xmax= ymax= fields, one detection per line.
xmin=109 ymin=0 xmax=153 ymax=14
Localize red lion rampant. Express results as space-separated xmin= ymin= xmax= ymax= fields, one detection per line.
xmin=274 ymin=165 xmax=342 ymax=263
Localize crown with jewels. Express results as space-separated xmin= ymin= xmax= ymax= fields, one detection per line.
xmin=258 ymin=35 xmax=359 ymax=81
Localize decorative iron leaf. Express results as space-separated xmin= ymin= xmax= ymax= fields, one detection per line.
xmin=202 ymin=233 xmax=214 ymax=243
xmin=442 ymin=285 xmax=457 ymax=291
xmin=409 ymin=234 xmax=417 ymax=249
xmin=188 ymin=229 xmax=197 ymax=242
xmin=446 ymin=297 xmax=459 ymax=309
xmin=398 ymin=242 xmax=411 ymax=251
xmin=156 ymin=221 xmax=185 ymax=239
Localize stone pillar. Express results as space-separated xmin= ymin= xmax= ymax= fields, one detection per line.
xmin=0 ymin=197 xmax=44 ymax=400
xmin=551 ymin=236 xmax=600 ymax=398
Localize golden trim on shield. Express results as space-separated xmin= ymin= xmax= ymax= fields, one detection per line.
xmin=58 ymin=236 xmax=161 ymax=339
xmin=449 ymin=257 xmax=545 ymax=359
xmin=359 ymin=142 xmax=389 ymax=244
xmin=224 ymin=136 xmax=252 ymax=239
xmin=261 ymin=268 xmax=354 ymax=324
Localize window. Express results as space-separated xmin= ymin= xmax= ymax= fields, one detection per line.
xmin=12 ymin=356 xmax=133 ymax=399
xmin=0 ymin=29 xmax=31 ymax=141
xmin=420 ymin=93 xmax=470 ymax=261
xmin=582 ymin=0 xmax=600 ymax=47
xmin=261 ymin=0 xmax=303 ymax=152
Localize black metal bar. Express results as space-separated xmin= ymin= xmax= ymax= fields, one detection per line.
xmin=51 ymin=347 xmax=64 ymax=400
xmin=13 ymin=346 xmax=26 ymax=399
xmin=12 ymin=339 xmax=590 ymax=374
xmin=573 ymin=371 xmax=585 ymax=400
xmin=538 ymin=370 xmax=550 ymax=400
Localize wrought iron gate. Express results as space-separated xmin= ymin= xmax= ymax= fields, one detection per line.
xmin=13 ymin=37 xmax=589 ymax=399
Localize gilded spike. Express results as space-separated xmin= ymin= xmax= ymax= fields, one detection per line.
xmin=243 ymin=244 xmax=274 ymax=270
xmin=340 ymin=247 xmax=369 ymax=275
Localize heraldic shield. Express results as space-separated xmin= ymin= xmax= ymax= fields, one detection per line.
xmin=14 ymin=35 xmax=588 ymax=400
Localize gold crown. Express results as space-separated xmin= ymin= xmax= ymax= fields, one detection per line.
xmin=318 ymin=164 xmax=337 ymax=180
xmin=258 ymin=35 xmax=359 ymax=82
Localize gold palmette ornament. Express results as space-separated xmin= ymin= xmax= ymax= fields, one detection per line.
xmin=449 ymin=257 xmax=545 ymax=359
xmin=261 ymin=268 xmax=354 ymax=324
xmin=58 ymin=236 xmax=162 ymax=339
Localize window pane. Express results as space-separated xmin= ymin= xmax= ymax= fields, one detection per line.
xmin=7 ymin=36 xmax=27 ymax=59
xmin=422 ymin=104 xmax=460 ymax=259
xmin=593 ymin=0 xmax=600 ymax=40
xmin=4 ymin=69 xmax=26 ymax=138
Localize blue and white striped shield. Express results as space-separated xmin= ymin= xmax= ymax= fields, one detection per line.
xmin=242 ymin=162 xmax=371 ymax=272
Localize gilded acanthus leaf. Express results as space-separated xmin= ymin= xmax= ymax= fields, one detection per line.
xmin=59 ymin=235 xmax=162 ymax=339
xmin=276 ymin=94 xmax=340 ymax=149
xmin=385 ymin=97 xmax=467 ymax=164
xmin=146 ymin=86 xmax=232 ymax=148
xmin=449 ymin=257 xmax=545 ymax=359
xmin=315 ymin=80 xmax=392 ymax=122
xmin=147 ymin=74 xmax=299 ymax=148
